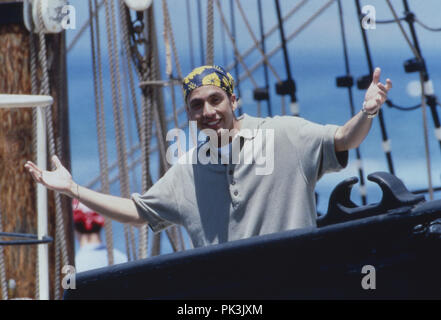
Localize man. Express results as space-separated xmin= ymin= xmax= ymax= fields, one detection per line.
xmin=73 ymin=199 xmax=127 ymax=272
xmin=25 ymin=65 xmax=392 ymax=248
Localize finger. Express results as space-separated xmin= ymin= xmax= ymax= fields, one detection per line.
xmin=25 ymin=161 xmax=41 ymax=173
xmin=28 ymin=168 xmax=43 ymax=183
xmin=377 ymin=91 xmax=387 ymax=100
xmin=52 ymin=155 xmax=61 ymax=169
xmin=377 ymin=83 xmax=388 ymax=93
xmin=386 ymin=78 xmax=392 ymax=91
xmin=372 ymin=67 xmax=381 ymax=84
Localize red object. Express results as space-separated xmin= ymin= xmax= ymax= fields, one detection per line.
xmin=72 ymin=199 xmax=105 ymax=232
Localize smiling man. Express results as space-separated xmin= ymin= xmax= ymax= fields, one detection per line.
xmin=25 ymin=65 xmax=392 ymax=248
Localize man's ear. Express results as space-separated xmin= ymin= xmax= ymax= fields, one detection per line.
xmin=230 ymin=93 xmax=238 ymax=112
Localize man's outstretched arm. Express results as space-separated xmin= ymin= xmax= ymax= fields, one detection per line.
xmin=25 ymin=156 xmax=144 ymax=226
xmin=334 ymin=67 xmax=392 ymax=152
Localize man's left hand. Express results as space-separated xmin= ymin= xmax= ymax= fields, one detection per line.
xmin=363 ymin=67 xmax=393 ymax=114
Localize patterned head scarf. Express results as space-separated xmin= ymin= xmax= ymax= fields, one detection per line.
xmin=182 ymin=65 xmax=235 ymax=102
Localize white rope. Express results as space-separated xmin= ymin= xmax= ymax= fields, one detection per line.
xmin=206 ymin=0 xmax=214 ymax=65
xmin=89 ymin=0 xmax=114 ymax=265
xmin=29 ymin=5 xmax=40 ymax=299
xmin=0 ymin=206 xmax=8 ymax=300
xmin=161 ymin=0 xmax=184 ymax=79
xmin=104 ymin=0 xmax=135 ymax=261
xmin=147 ymin=7 xmax=181 ymax=251
xmin=37 ymin=1 xmax=69 ymax=299
xmin=85 ymin=105 xmax=187 ymax=189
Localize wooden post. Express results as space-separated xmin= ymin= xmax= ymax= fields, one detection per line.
xmin=0 ymin=1 xmax=73 ymax=299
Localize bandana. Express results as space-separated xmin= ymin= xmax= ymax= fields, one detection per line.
xmin=182 ymin=65 xmax=235 ymax=101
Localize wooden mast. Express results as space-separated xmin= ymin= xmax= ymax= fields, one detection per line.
xmin=0 ymin=1 xmax=74 ymax=299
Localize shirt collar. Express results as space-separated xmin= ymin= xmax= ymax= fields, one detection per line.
xmin=236 ymin=113 xmax=265 ymax=140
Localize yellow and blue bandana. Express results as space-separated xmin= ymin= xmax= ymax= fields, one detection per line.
xmin=182 ymin=65 xmax=235 ymax=101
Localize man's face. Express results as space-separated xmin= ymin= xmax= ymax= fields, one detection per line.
xmin=186 ymin=85 xmax=238 ymax=135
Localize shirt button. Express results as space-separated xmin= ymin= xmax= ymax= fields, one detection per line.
xmin=233 ymin=190 xmax=238 ymax=196
xmin=231 ymin=180 xmax=236 ymax=185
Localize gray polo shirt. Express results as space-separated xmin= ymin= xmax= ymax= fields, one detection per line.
xmin=131 ymin=114 xmax=348 ymax=248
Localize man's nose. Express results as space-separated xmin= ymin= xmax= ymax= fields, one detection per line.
xmin=202 ymin=102 xmax=216 ymax=118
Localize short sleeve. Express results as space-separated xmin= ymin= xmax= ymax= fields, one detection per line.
xmin=280 ymin=116 xmax=348 ymax=184
xmin=131 ymin=164 xmax=182 ymax=233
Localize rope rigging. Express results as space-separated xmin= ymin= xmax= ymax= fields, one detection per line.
xmin=236 ymin=0 xmax=335 ymax=84
xmin=0 ymin=206 xmax=7 ymax=300
xmin=88 ymin=0 xmax=114 ymax=266
xmin=399 ymin=0 xmax=441 ymax=155
xmin=274 ymin=0 xmax=298 ymax=116
xmin=160 ymin=0 xmax=187 ymax=251
xmin=122 ymin=7 xmax=152 ymax=259
xmin=226 ymin=0 xmax=309 ymax=73
xmin=384 ymin=0 xmax=434 ymax=200
xmin=66 ymin=0 xmax=105 ymax=53
xmin=206 ymin=0 xmax=214 ymax=65
xmin=34 ymin=0 xmax=70 ymax=299
xmin=196 ymin=0 xmax=205 ymax=65
xmin=354 ymin=0 xmax=395 ymax=176
xmin=186 ymin=0 xmax=196 ymax=69
xmin=46 ymin=0 xmax=441 ymax=266
xmin=29 ymin=3 xmax=40 ymax=300
xmin=336 ymin=0 xmax=367 ymax=205
xmin=87 ymin=0 xmax=336 ymax=190
xmin=236 ymin=0 xmax=281 ymax=116
xmin=414 ymin=17 xmax=441 ymax=32
xmin=385 ymin=100 xmax=421 ymax=111
xmin=104 ymin=0 xmax=137 ymax=262
xmin=229 ymin=0 xmax=243 ymax=116
xmin=257 ymin=0 xmax=273 ymax=117
xmin=147 ymin=4 xmax=182 ymax=253
xmin=219 ymin=0 xmax=228 ymax=67
xmin=215 ymin=0 xmax=267 ymax=115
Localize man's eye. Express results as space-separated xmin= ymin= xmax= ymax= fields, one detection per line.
xmin=211 ymin=97 xmax=221 ymax=104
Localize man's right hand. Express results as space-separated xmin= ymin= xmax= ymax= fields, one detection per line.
xmin=25 ymin=155 xmax=76 ymax=197
xmin=25 ymin=155 xmax=144 ymax=225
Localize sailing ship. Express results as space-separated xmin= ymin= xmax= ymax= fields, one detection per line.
xmin=1 ymin=0 xmax=441 ymax=299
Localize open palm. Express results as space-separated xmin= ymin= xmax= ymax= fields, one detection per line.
xmin=25 ymin=155 xmax=73 ymax=195
xmin=364 ymin=67 xmax=392 ymax=113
